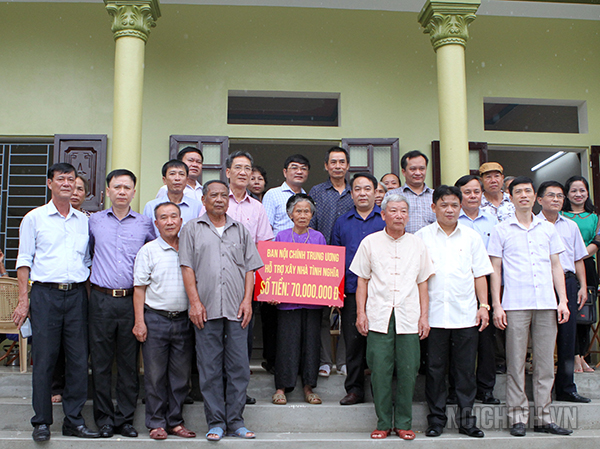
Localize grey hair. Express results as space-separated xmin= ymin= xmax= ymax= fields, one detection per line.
xmin=381 ymin=193 xmax=409 ymax=211
xmin=286 ymin=194 xmax=316 ymax=217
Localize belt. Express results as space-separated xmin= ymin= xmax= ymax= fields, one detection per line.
xmin=91 ymin=284 xmax=133 ymax=297
xmin=144 ymin=305 xmax=188 ymax=320
xmin=34 ymin=282 xmax=85 ymax=291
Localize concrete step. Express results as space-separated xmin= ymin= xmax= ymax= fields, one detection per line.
xmin=3 ymin=430 xmax=600 ymax=448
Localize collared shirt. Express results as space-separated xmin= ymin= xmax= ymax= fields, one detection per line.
xmin=488 ymin=214 xmax=564 ymax=311
xmin=198 ymin=190 xmax=274 ymax=243
xmin=156 ymin=180 xmax=203 ymax=202
xmin=143 ymin=194 xmax=202 ymax=235
xmin=308 ymin=179 xmax=353 ymax=244
xmin=458 ymin=208 xmax=498 ymax=250
xmin=16 ymin=201 xmax=91 ymax=283
xmin=262 ymin=182 xmax=306 ymax=236
xmin=134 ymin=237 xmax=189 ymax=312
xmin=331 ymin=206 xmax=385 ymax=293
xmin=179 ymin=214 xmax=264 ymax=321
xmin=416 ymin=222 xmax=493 ymax=329
xmin=89 ymin=208 xmax=155 ymax=289
xmin=386 ymin=184 xmax=436 ymax=233
xmin=481 ymin=192 xmax=515 ymax=222
xmin=537 ymin=212 xmax=588 ymax=274
xmin=350 ymin=229 xmax=434 ymax=334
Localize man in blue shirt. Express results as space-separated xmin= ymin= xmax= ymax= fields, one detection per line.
xmin=331 ymin=173 xmax=385 ymax=405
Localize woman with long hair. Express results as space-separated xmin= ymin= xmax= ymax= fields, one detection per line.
xmin=562 ymin=175 xmax=599 ymax=372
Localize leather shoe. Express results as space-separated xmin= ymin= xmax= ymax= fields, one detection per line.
xmin=246 ymin=394 xmax=257 ymax=405
xmin=339 ymin=392 xmax=364 ymax=405
xmin=426 ymin=425 xmax=443 ymax=437
xmin=533 ymin=423 xmax=573 ymax=435
xmin=476 ymin=391 xmax=501 ymax=405
xmin=510 ymin=422 xmax=526 ymax=437
xmin=459 ymin=426 xmax=484 ymax=438
xmin=62 ymin=423 xmax=101 ymax=438
xmin=116 ymin=423 xmax=138 ymax=438
xmin=98 ymin=424 xmax=114 ymax=438
xmin=32 ymin=424 xmax=51 ymax=442
xmin=556 ymin=392 xmax=591 ymax=403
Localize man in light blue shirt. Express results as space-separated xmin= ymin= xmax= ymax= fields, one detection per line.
xmin=12 ymin=163 xmax=99 ymax=442
xmin=144 ymin=160 xmax=202 ymax=235
xmin=262 ymin=154 xmax=310 ymax=237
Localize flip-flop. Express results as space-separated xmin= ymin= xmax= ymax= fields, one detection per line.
xmin=395 ymin=429 xmax=416 ymax=440
xmin=206 ymin=427 xmax=224 ymax=441
xmin=229 ymin=427 xmax=255 ymax=439
xmin=371 ymin=429 xmax=391 ymax=439
xmin=305 ymin=392 xmax=322 ymax=404
xmin=272 ymin=393 xmax=287 ymax=405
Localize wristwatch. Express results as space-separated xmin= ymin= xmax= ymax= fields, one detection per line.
xmin=479 ymin=303 xmax=490 ymax=311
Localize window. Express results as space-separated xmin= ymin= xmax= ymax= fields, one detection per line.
xmin=342 ymin=139 xmax=400 ymax=180
xmin=228 ymin=91 xmax=339 ymax=127
xmin=169 ymin=136 xmax=229 ymax=183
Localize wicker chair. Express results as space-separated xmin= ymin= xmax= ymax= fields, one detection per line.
xmin=0 ymin=277 xmax=29 ymax=373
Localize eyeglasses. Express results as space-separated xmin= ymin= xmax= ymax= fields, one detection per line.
xmin=287 ymin=164 xmax=309 ymax=172
xmin=544 ymin=193 xmax=565 ymax=199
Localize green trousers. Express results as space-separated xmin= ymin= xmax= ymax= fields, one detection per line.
xmin=366 ymin=314 xmax=420 ymax=430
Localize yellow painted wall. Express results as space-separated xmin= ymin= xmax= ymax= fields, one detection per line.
xmin=0 ymin=3 xmax=598 ymax=206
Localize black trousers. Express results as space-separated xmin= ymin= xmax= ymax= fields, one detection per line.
xmin=89 ymin=289 xmax=139 ymax=427
xmin=30 ymin=283 xmax=88 ymax=427
xmin=260 ymin=302 xmax=278 ymax=368
xmin=426 ymin=326 xmax=478 ymax=429
xmin=341 ymin=293 xmax=366 ymax=396
xmin=274 ymin=308 xmax=321 ymax=391
xmin=476 ymin=311 xmax=496 ymax=395
xmin=555 ymin=273 xmax=579 ymax=396
xmin=142 ymin=309 xmax=194 ymax=429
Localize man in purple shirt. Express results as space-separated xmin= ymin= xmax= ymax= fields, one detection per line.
xmin=88 ymin=169 xmax=155 ymax=439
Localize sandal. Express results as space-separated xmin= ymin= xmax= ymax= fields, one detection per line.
xmin=371 ymin=429 xmax=391 ymax=439
xmin=395 ymin=429 xmax=416 ymax=440
xmin=206 ymin=427 xmax=224 ymax=441
xmin=305 ymin=392 xmax=322 ymax=404
xmin=582 ymin=359 xmax=595 ymax=372
xmin=149 ymin=428 xmax=168 ymax=440
xmin=272 ymin=393 xmax=287 ymax=405
xmin=318 ymin=364 xmax=331 ymax=377
xmin=167 ymin=425 xmax=196 ymax=438
xmin=229 ymin=426 xmax=255 ymax=439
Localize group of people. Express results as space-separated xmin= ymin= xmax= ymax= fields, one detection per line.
xmin=7 ymin=143 xmax=598 ymax=442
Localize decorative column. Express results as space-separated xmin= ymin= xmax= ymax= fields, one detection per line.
xmin=418 ymin=0 xmax=479 ymax=185
xmin=105 ymin=0 xmax=160 ymax=210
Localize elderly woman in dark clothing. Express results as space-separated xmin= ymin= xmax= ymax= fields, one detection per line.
xmin=271 ymin=194 xmax=326 ymax=405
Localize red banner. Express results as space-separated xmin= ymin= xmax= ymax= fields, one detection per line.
xmin=254 ymin=241 xmax=345 ymax=307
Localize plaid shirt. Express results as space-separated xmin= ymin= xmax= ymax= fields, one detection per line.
xmin=263 ymin=182 xmax=306 ymax=237
xmin=387 ymin=184 xmax=436 ymax=234
xmin=308 ymin=179 xmax=353 ymax=244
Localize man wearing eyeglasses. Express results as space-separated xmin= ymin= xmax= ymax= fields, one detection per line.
xmin=537 ymin=181 xmax=590 ymax=404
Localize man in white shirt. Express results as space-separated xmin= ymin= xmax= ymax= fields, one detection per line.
xmin=12 ymin=163 xmax=99 ymax=442
xmin=133 ymin=202 xmax=196 ymax=440
xmin=416 ymin=185 xmax=493 ymax=438
xmin=536 ymin=181 xmax=590 ymax=403
xmin=489 ymin=176 xmax=571 ymax=437
xmin=156 ymin=146 xmax=203 ymax=201
xmin=350 ymin=193 xmax=434 ymax=440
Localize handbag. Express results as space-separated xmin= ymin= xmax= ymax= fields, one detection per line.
xmin=576 ymin=287 xmax=597 ymax=325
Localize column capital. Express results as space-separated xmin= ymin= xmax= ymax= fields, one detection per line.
xmin=104 ymin=0 xmax=161 ymax=42
xmin=418 ymin=0 xmax=480 ymax=51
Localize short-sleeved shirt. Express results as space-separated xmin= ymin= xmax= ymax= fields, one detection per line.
xmin=331 ymin=206 xmax=385 ymax=293
xmin=262 ymin=182 xmax=306 ymax=236
xmin=488 ymin=214 xmax=564 ymax=310
xmin=16 ymin=201 xmax=91 ymax=283
xmin=458 ymin=208 xmax=498 ymax=250
xmin=537 ymin=212 xmax=588 ymax=274
xmin=416 ymin=222 xmax=493 ymax=329
xmin=157 ymin=181 xmax=203 ymax=202
xmin=179 ymin=214 xmax=264 ymax=321
xmin=386 ymin=184 xmax=436 ymax=233
xmin=134 ymin=237 xmax=189 ymax=312
xmin=198 ymin=190 xmax=273 ymax=243
xmin=481 ymin=192 xmax=515 ymax=222
xmin=308 ymin=179 xmax=353 ymax=244
xmin=350 ymin=229 xmax=434 ymax=334
xmin=143 ymin=194 xmax=202 ymax=235
xmin=89 ymin=208 xmax=155 ymax=289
